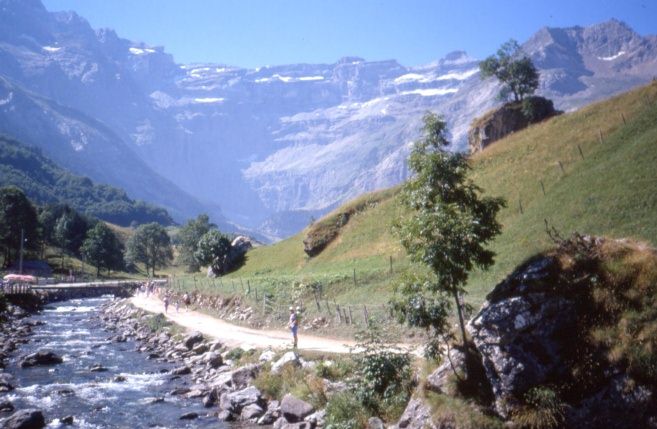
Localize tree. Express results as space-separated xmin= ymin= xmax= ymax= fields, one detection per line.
xmin=81 ymin=223 xmax=124 ymax=276
xmin=392 ymin=113 xmax=505 ymax=349
xmin=479 ymin=39 xmax=539 ymax=102
xmin=40 ymin=204 xmax=93 ymax=255
xmin=125 ymin=222 xmax=173 ymax=277
xmin=0 ymin=186 xmax=39 ymax=267
xmin=176 ymin=214 xmax=215 ymax=272
xmin=194 ymin=230 xmax=232 ymax=275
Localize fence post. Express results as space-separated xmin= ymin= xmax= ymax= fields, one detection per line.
xmin=598 ymin=129 xmax=604 ymax=144
xmin=349 ymin=306 xmax=354 ymax=325
xmin=558 ymin=161 xmax=565 ymax=174
xmin=314 ymin=292 xmax=321 ymax=311
xmin=519 ymin=198 xmax=524 ymax=215
xmin=621 ymin=113 xmax=627 ymax=125
xmin=363 ymin=305 xmax=369 ymax=323
xmin=336 ymin=303 xmax=342 ymax=323
xmin=389 ymin=256 xmax=393 ymax=275
xmin=342 ymin=307 xmax=349 ymax=325
xmin=352 ymin=268 xmax=357 ymax=286
xmin=577 ymin=145 xmax=584 ymax=160
xmin=540 ymin=180 xmax=546 ymax=196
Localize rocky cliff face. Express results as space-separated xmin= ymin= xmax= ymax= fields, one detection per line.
xmin=468 ymin=96 xmax=559 ymax=153
xmin=1 ymin=1 xmax=655 ymax=237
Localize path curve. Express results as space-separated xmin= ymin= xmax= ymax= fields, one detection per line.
xmin=131 ymin=294 xmax=357 ymax=354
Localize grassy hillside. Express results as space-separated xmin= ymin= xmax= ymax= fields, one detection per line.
xmin=177 ymin=81 xmax=657 ymax=314
xmin=0 ymin=135 xmax=174 ymax=226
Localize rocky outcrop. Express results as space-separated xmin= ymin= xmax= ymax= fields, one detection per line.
xmin=468 ymin=96 xmax=559 ymax=153
xmin=1 ymin=409 xmax=45 ymax=429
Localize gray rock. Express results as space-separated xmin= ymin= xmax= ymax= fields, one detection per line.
xmin=0 ymin=400 xmax=15 ymax=413
xmin=113 ymin=375 xmax=127 ymax=383
xmin=20 ymin=351 xmax=63 ymax=368
xmin=171 ymin=366 xmax=191 ymax=376
xmin=89 ymin=364 xmax=108 ymax=372
xmin=179 ymin=412 xmax=198 ymax=420
xmin=425 ymin=347 xmax=466 ymax=395
xmin=2 ymin=409 xmax=46 ymax=429
xmin=396 ymin=398 xmax=434 ymax=429
xmin=216 ymin=410 xmax=234 ymax=421
xmin=192 ymin=343 xmax=209 ymax=355
xmin=272 ymin=351 xmax=300 ymax=374
xmin=183 ymin=332 xmax=204 ymax=350
xmin=241 ymin=403 xmax=265 ymax=420
xmin=231 ymin=364 xmax=259 ymax=389
xmin=0 ymin=373 xmax=14 ymax=392
xmin=305 ymin=409 xmax=326 ymax=426
xmin=281 ymin=394 xmax=314 ymax=422
xmin=368 ymin=416 xmax=385 ymax=429
xmin=220 ymin=386 xmax=263 ymax=414
xmin=205 ymin=352 xmax=223 ymax=369
xmin=259 ymin=350 xmax=276 ymax=362
xmin=202 ymin=389 xmax=218 ymax=407
xmin=61 ymin=415 xmax=74 ymax=425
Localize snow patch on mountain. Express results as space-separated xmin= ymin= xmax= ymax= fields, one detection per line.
xmin=42 ymin=46 xmax=61 ymax=52
xmin=129 ymin=47 xmax=156 ymax=55
xmin=400 ymin=88 xmax=458 ymax=97
xmin=598 ymin=51 xmax=626 ymax=61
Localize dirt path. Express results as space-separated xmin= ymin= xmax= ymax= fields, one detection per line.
xmin=131 ymin=294 xmax=357 ymax=354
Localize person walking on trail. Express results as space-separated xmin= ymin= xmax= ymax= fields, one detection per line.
xmin=183 ymin=292 xmax=190 ymax=310
xmin=289 ymin=306 xmax=299 ymax=348
xmin=163 ymin=294 xmax=170 ymax=314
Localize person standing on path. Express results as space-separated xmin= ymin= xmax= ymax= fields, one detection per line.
xmin=288 ymin=306 xmax=298 ymax=348
xmin=163 ymin=293 xmax=170 ymax=314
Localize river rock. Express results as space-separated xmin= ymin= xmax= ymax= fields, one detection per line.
xmin=2 ymin=409 xmax=46 ymax=429
xmin=89 ymin=364 xmax=108 ymax=372
xmin=20 ymin=351 xmax=63 ymax=368
xmin=204 ymin=352 xmax=223 ymax=369
xmin=202 ymin=389 xmax=218 ymax=407
xmin=192 ymin=343 xmax=209 ymax=355
xmin=241 ymin=403 xmax=264 ymax=420
xmin=171 ymin=366 xmax=191 ymax=376
xmin=0 ymin=399 xmax=14 ymax=413
xmin=0 ymin=373 xmax=14 ymax=392
xmin=280 ymin=394 xmax=314 ymax=422
xmin=368 ymin=416 xmax=385 ymax=429
xmin=183 ymin=332 xmax=204 ymax=350
xmin=220 ymin=386 xmax=263 ymax=414
xmin=257 ymin=400 xmax=280 ymax=425
xmin=231 ymin=364 xmax=259 ymax=389
xmin=61 ymin=415 xmax=74 ymax=425
xmin=272 ymin=351 xmax=300 ymax=374
xmin=113 ymin=375 xmax=127 ymax=383
xmin=216 ymin=410 xmax=234 ymax=421
xmin=179 ymin=412 xmax=198 ymax=420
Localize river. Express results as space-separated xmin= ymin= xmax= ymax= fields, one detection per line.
xmin=3 ymin=296 xmax=224 ymax=428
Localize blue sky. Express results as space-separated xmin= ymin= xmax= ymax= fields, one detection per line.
xmin=43 ymin=0 xmax=656 ymax=68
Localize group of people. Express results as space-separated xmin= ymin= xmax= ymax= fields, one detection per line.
xmin=162 ymin=291 xmax=192 ymax=314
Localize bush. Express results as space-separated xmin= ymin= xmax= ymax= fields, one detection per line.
xmin=512 ymin=387 xmax=565 ymax=429
xmin=146 ymin=313 xmax=169 ymax=332
xmin=325 ymin=392 xmax=369 ymax=429
xmin=521 ymin=96 xmax=556 ymax=123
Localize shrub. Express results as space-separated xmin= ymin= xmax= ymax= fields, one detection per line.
xmin=325 ymin=392 xmax=369 ymax=429
xmin=146 ymin=313 xmax=169 ymax=332
xmin=512 ymin=387 xmax=565 ymax=429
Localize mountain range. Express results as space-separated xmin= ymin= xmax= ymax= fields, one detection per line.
xmin=1 ymin=0 xmax=655 ymax=239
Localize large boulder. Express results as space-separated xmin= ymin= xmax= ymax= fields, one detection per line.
xmin=219 ymin=386 xmax=263 ymax=414
xmin=271 ymin=351 xmax=300 ymax=374
xmin=280 ymin=394 xmax=314 ymax=422
xmin=2 ymin=409 xmax=45 ymax=429
xmin=230 ymin=364 xmax=259 ymax=389
xmin=467 ymin=256 xmax=578 ymax=416
xmin=0 ymin=373 xmax=15 ymax=392
xmin=395 ymin=399 xmax=435 ymax=429
xmin=20 ymin=351 xmax=63 ymax=368
xmin=467 ymin=96 xmax=559 ymax=153
xmin=183 ymin=332 xmax=204 ymax=350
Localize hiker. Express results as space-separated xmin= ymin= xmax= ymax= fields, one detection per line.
xmin=183 ymin=292 xmax=190 ymax=309
xmin=289 ymin=306 xmax=299 ymax=348
xmin=163 ymin=293 xmax=170 ymax=314
xmin=175 ymin=299 xmax=180 ymax=313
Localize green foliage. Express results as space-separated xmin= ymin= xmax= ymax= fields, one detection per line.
xmin=146 ymin=313 xmax=170 ymax=332
xmin=425 ymin=392 xmax=503 ymax=429
xmin=51 ymin=206 xmax=94 ymax=256
xmin=521 ymin=96 xmax=556 ymax=123
xmin=325 ymin=392 xmax=369 ymax=429
xmin=125 ymin=222 xmax=173 ymax=277
xmin=80 ymin=222 xmax=124 ymax=276
xmin=0 ymin=136 xmax=173 ymax=226
xmin=350 ymin=321 xmax=414 ymax=421
xmin=176 ymin=214 xmax=215 ymax=272
xmin=0 ymin=186 xmax=39 ymax=267
xmin=479 ymin=39 xmax=539 ymax=102
xmin=393 ymin=112 xmax=505 ymax=345
xmin=512 ymin=386 xmax=565 ymax=429
xmin=194 ymin=229 xmax=232 ymax=275
xmin=225 ymin=347 xmax=246 ymax=361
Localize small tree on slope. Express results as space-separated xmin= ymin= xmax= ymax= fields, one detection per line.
xmin=392 ymin=113 xmax=505 ymax=350
xmin=480 ymin=39 xmax=539 ymax=102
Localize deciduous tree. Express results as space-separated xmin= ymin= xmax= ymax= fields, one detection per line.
xmin=392 ymin=113 xmax=505 ymax=349
xmin=81 ymin=223 xmax=124 ymax=276
xmin=176 ymin=214 xmax=215 ymax=272
xmin=480 ymin=39 xmax=539 ymax=102
xmin=125 ymin=222 xmax=173 ymax=277
xmin=0 ymin=186 xmax=39 ymax=267
xmin=194 ymin=230 xmax=232 ymax=275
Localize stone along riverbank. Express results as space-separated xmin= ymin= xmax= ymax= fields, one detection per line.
xmin=100 ymin=299 xmax=341 ymax=427
xmin=0 ymin=296 xmax=226 ymax=428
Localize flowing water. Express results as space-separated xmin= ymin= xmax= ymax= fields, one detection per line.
xmin=3 ymin=296 xmax=224 ymax=428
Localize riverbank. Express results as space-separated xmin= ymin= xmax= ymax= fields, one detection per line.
xmin=101 ymin=298 xmax=349 ymax=425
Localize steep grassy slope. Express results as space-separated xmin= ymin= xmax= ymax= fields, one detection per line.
xmin=197 ymin=81 xmax=657 ymax=310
